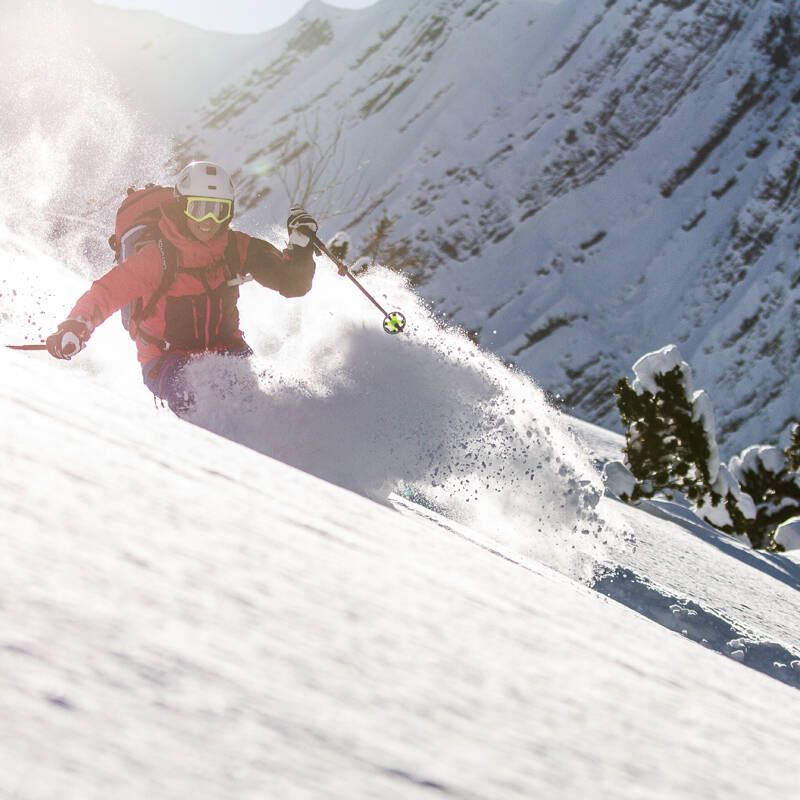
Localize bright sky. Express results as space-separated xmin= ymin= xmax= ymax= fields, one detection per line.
xmin=95 ymin=0 xmax=380 ymax=34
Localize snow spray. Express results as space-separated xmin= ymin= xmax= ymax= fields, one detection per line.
xmin=183 ymin=249 xmax=627 ymax=581
xmin=0 ymin=2 xmax=168 ymax=274
xmin=0 ymin=3 xmax=171 ymax=393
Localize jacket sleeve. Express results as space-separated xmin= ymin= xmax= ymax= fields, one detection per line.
xmin=68 ymin=244 xmax=165 ymax=330
xmin=241 ymin=234 xmax=316 ymax=298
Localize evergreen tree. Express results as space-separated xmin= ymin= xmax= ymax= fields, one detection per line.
xmin=615 ymin=364 xmax=714 ymax=502
xmin=787 ymin=422 xmax=800 ymax=471
xmin=730 ymin=446 xmax=800 ymax=549
xmin=695 ymin=463 xmax=757 ymax=543
xmin=614 ymin=346 xmax=756 ymax=542
xmin=615 ymin=375 xmax=669 ymax=499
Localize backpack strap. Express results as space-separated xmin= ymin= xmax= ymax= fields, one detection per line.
xmin=134 ymin=238 xmax=178 ymax=326
xmin=131 ymin=232 xmax=243 ymax=352
xmin=222 ymin=230 xmax=243 ymax=285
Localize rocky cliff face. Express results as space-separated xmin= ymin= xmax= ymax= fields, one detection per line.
xmin=82 ymin=0 xmax=800 ymax=454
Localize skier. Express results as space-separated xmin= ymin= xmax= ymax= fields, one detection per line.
xmin=45 ymin=161 xmax=318 ymax=412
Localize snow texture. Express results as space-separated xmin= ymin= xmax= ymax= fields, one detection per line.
xmin=775 ymin=517 xmax=800 ymax=551
xmin=702 ymin=463 xmax=756 ymax=529
xmin=730 ymin=444 xmax=791 ymax=481
xmin=3 ymin=233 xmax=800 ymax=798
xmin=602 ymin=460 xmax=635 ymax=501
xmin=631 ymin=345 xmax=690 ymax=398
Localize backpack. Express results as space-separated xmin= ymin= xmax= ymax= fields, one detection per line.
xmin=108 ymin=184 xmax=243 ymax=345
xmin=108 ymin=184 xmax=178 ymax=339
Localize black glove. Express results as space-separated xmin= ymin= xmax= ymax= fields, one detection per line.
xmin=46 ymin=320 xmax=89 ymax=360
xmin=286 ymin=206 xmax=318 ymax=249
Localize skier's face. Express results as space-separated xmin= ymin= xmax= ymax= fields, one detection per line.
xmin=186 ymin=215 xmax=225 ymax=243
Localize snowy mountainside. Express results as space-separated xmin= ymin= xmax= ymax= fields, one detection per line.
xmin=3 ymin=231 xmax=800 ymax=798
xmin=76 ymin=0 xmax=799 ymax=455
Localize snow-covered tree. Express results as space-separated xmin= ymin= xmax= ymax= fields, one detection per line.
xmin=729 ymin=445 xmax=800 ymax=550
xmin=615 ymin=346 xmax=714 ymax=502
xmin=787 ymin=422 xmax=800 ymax=472
xmin=614 ymin=345 xmax=755 ymax=540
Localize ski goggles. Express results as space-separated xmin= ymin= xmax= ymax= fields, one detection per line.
xmin=183 ymin=196 xmax=233 ymax=224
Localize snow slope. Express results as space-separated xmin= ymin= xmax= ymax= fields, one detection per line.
xmin=3 ymin=209 xmax=800 ymax=799
xmin=3 ymin=308 xmax=800 ymax=800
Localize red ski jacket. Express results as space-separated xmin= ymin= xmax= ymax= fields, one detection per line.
xmin=69 ymin=205 xmax=315 ymax=364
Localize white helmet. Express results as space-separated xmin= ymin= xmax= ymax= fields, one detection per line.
xmin=175 ymin=161 xmax=235 ymax=202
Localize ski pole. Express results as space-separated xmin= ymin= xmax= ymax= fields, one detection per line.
xmin=6 ymin=343 xmax=48 ymax=351
xmin=311 ymin=233 xmax=406 ymax=335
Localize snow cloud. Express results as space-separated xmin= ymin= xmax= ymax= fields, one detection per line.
xmin=181 ymin=249 xmax=623 ymax=580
